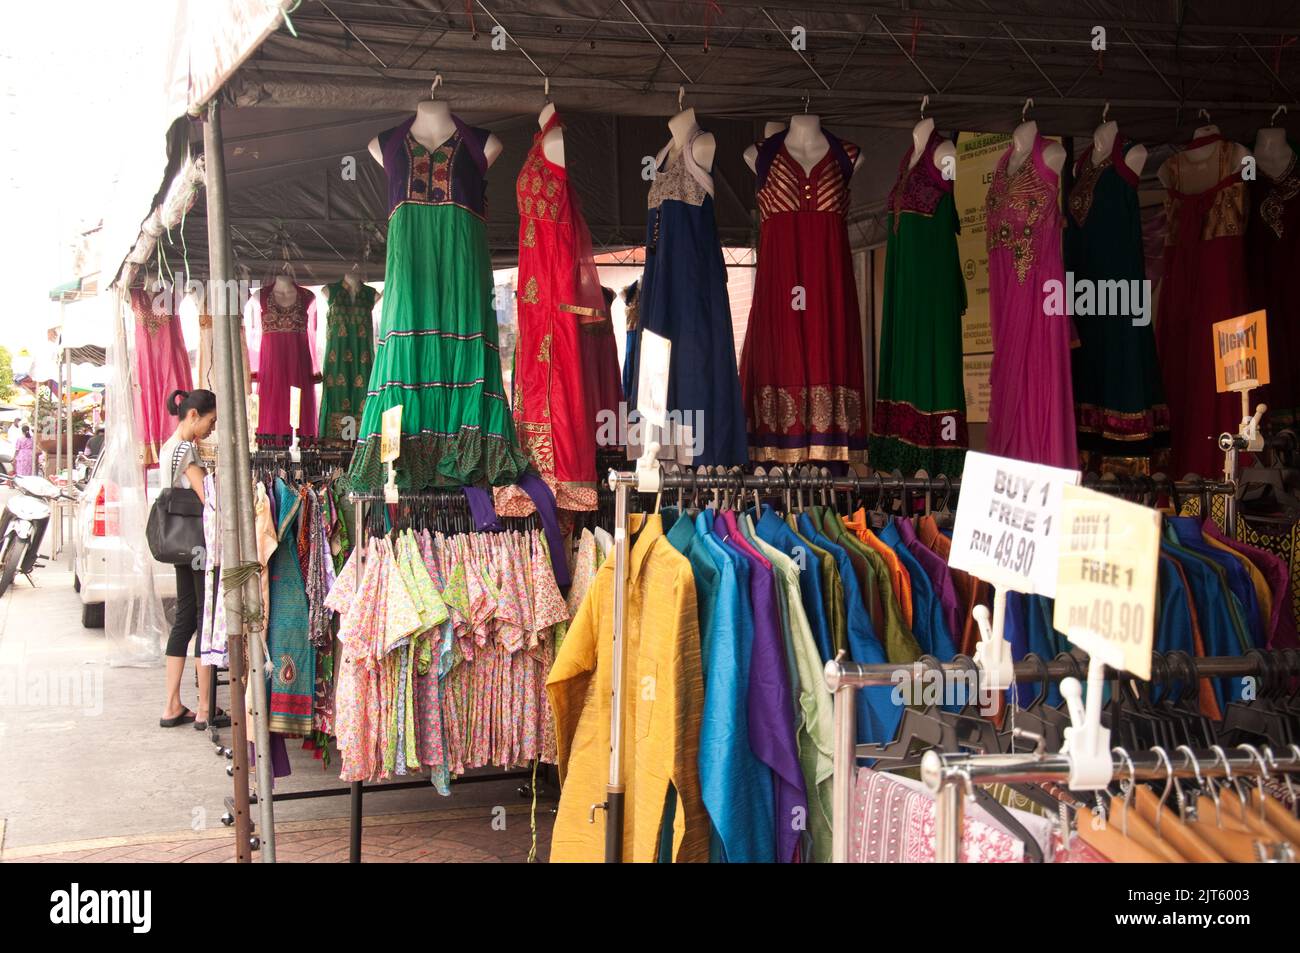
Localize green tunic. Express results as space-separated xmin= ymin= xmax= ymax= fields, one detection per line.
xmin=318 ymin=281 xmax=377 ymax=442
xmin=869 ymin=135 xmax=969 ymax=476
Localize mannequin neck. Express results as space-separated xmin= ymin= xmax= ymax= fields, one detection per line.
xmin=1254 ymin=127 xmax=1293 ymax=178
xmin=343 ymin=272 xmax=361 ymax=292
xmin=1091 ymin=120 xmax=1118 ymax=162
xmin=412 ymin=99 xmax=455 ymax=149
xmin=1183 ymin=124 xmax=1223 ymax=164
xmin=273 ymin=275 xmax=295 ymax=293
xmin=668 ymin=107 xmax=698 ymax=149
xmin=787 ymin=113 xmax=822 ymax=146
xmin=538 ymin=102 xmax=556 ymax=129
xmin=910 ymin=117 xmax=935 ymax=168
xmin=1012 ymin=120 xmax=1038 ymax=154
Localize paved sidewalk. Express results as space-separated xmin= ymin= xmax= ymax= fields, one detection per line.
xmin=6 ymin=806 xmax=554 ymax=863
xmin=0 ymin=551 xmax=557 ymax=862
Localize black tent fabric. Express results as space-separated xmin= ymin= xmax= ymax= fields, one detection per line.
xmin=155 ymin=1 xmax=1300 ymax=280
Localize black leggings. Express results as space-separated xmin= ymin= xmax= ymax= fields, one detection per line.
xmin=167 ymin=565 xmax=205 ymax=659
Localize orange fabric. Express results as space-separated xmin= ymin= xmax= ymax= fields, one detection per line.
xmin=842 ymin=509 xmax=913 ymax=628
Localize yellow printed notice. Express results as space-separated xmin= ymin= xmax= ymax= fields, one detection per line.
xmin=1212 ymin=310 xmax=1270 ymax=393
xmin=1052 ymin=485 xmax=1160 ymax=679
xmin=288 ymin=386 xmax=301 ymax=429
xmin=380 ymin=406 xmax=403 ymax=463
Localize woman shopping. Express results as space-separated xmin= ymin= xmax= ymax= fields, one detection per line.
xmin=158 ymin=389 xmax=217 ymax=729
xmin=13 ymin=426 xmax=34 ymax=476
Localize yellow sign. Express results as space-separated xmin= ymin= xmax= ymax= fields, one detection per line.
xmin=962 ymin=354 xmax=993 ymax=425
xmin=288 ymin=386 xmax=301 ymax=429
xmin=1052 ymin=485 xmax=1161 ymax=679
xmin=954 ymin=132 xmax=1008 ymax=356
xmin=380 ymin=406 xmax=402 ymax=463
xmin=1213 ymin=310 xmax=1270 ymax=393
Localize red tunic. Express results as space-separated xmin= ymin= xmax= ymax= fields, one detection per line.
xmin=1156 ymin=136 xmax=1248 ymax=477
xmin=501 ymin=112 xmax=616 ymax=512
xmin=740 ymin=130 xmax=867 ymax=463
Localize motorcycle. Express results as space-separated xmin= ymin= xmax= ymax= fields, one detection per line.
xmin=0 ymin=473 xmax=76 ymax=596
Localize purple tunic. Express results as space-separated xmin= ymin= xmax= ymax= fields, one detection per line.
xmin=716 ymin=509 xmax=807 ymax=863
xmin=895 ymin=516 xmax=963 ymax=653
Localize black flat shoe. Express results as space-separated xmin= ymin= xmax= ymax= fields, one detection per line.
xmin=160 ymin=707 xmax=196 ymax=728
xmin=194 ymin=707 xmax=227 ymax=731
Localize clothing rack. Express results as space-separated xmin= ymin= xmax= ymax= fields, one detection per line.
xmin=823 ymin=652 xmax=1298 ymax=863
xmin=923 ymin=747 xmax=1300 ymax=863
xmin=274 ymin=488 xmax=549 ymax=863
xmin=600 ymin=464 xmax=1241 ymax=861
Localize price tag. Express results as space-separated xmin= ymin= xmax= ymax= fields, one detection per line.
xmin=380 ymin=406 xmax=402 ymax=463
xmin=948 ymin=451 xmax=1080 ymax=596
xmin=288 ymin=386 xmax=301 ymax=429
xmin=635 ymin=329 xmax=672 ymax=430
xmin=1213 ymin=310 xmax=1270 ymax=393
xmin=1052 ymin=485 xmax=1160 ymax=679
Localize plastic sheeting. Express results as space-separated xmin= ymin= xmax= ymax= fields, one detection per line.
xmin=100 ymin=289 xmax=171 ymax=667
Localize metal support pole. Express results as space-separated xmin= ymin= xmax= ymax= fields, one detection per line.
xmin=826 ymin=659 xmax=857 ymax=864
xmin=204 ymin=99 xmax=254 ymax=864
xmin=64 ymin=346 xmax=73 ymax=485
xmin=349 ymin=782 xmax=364 ymax=862
xmin=931 ymin=769 xmax=965 ymax=864
xmin=205 ymin=97 xmax=276 ymax=861
xmin=602 ymin=472 xmax=632 ymax=862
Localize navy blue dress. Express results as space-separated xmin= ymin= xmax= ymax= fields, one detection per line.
xmin=624 ymin=130 xmax=747 ymax=466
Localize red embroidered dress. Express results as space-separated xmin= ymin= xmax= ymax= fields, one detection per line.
xmin=740 ymin=129 xmax=867 ymax=463
xmin=254 ymin=283 xmax=318 ymax=439
xmin=1157 ymin=136 xmax=1248 ymax=476
xmin=500 ymin=112 xmax=616 ymax=512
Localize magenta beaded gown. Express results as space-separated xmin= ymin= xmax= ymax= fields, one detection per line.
xmin=253 ymin=283 xmax=319 ymax=439
xmin=984 ymin=133 xmax=1078 ymax=469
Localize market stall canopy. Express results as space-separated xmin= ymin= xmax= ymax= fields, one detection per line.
xmin=99 ymin=0 xmax=292 ymax=289
xmin=132 ymin=1 xmax=1300 ymax=280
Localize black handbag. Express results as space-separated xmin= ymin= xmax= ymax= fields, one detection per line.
xmin=146 ymin=487 xmax=205 ymax=565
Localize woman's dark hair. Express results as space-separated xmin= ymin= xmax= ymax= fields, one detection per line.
xmin=167 ymin=388 xmax=217 ymax=419
xmin=21 ymin=426 xmax=30 ymax=438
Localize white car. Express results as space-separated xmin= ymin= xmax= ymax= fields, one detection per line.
xmin=72 ymin=454 xmax=176 ymax=628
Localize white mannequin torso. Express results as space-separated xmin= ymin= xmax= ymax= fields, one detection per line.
xmin=743 ymin=114 xmax=865 ymax=175
xmin=368 ymin=99 xmax=503 ymax=168
xmin=1254 ymin=127 xmax=1294 ymax=180
xmin=1006 ymin=120 xmax=1065 ymax=177
xmin=908 ymin=116 xmax=956 ymax=172
xmin=538 ymin=102 xmax=565 ymax=167
xmin=1090 ymin=120 xmax=1147 ymax=177
xmin=666 ymin=107 xmax=715 ymax=171
xmin=1157 ymin=124 xmax=1249 ymax=191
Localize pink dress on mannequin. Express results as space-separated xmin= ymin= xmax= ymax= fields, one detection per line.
xmin=251 ymin=283 xmax=319 ymax=439
xmin=130 ymin=287 xmax=193 ymax=467
xmin=984 ymin=133 xmax=1078 ymax=468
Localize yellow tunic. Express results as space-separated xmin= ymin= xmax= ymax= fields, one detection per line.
xmin=546 ymin=514 xmax=709 ymax=862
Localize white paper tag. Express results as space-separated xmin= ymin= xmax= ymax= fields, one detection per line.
xmin=636 ymin=329 xmax=672 ymax=430
xmin=948 ymin=451 xmax=1080 ymax=596
xmin=288 ymin=386 xmax=301 ymax=429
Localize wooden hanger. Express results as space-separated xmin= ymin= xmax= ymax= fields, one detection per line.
xmin=1077 ymin=803 xmax=1166 ymax=862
